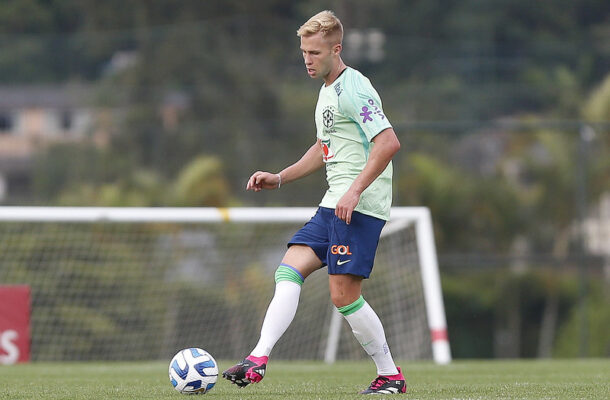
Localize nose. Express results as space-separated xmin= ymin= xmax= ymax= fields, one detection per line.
xmin=304 ymin=53 xmax=312 ymax=65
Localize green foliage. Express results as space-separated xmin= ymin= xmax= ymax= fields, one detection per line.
xmin=31 ymin=143 xmax=117 ymax=202
xmin=583 ymin=73 xmax=610 ymax=121
xmin=33 ymin=143 xmax=236 ymax=206
xmin=398 ymin=153 xmax=523 ymax=252
xmin=553 ymin=281 xmax=610 ymax=357
xmin=443 ymin=268 xmax=584 ymax=358
xmin=442 ymin=271 xmax=497 ymax=358
xmin=56 ymin=170 xmax=167 ymax=206
xmin=514 ymin=130 xmax=580 ymax=252
xmin=0 ymin=0 xmax=55 ymax=33
xmin=57 ymin=161 xmax=236 ymax=207
xmin=171 ymin=156 xmax=233 ymax=207
xmin=9 ymin=0 xmax=610 ymax=210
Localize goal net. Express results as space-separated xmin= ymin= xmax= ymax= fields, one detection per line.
xmin=0 ymin=207 xmax=450 ymax=364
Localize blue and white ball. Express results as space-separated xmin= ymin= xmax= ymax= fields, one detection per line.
xmin=169 ymin=348 xmax=218 ymax=394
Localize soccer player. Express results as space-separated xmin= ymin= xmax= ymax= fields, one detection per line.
xmin=222 ymin=10 xmax=405 ymax=395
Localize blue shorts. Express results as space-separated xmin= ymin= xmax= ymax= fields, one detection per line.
xmin=288 ymin=207 xmax=386 ymax=279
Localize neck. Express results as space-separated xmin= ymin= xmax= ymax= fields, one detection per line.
xmin=324 ymin=59 xmax=347 ymax=86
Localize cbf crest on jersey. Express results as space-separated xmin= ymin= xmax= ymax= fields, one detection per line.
xmin=322 ymin=105 xmax=335 ymax=130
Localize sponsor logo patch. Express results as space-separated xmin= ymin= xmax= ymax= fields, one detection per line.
xmin=331 ymin=245 xmax=352 ymax=255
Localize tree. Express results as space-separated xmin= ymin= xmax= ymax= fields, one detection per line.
xmin=171 ymin=156 xmax=234 ymax=207
xmin=397 ymin=152 xmax=523 ymax=253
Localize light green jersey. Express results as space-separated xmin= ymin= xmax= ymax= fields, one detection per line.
xmin=315 ymin=67 xmax=393 ymax=220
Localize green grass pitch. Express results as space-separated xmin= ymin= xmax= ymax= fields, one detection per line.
xmin=1 ymin=359 xmax=608 ymax=399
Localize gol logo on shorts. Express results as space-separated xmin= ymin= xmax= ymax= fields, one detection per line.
xmin=330 ymin=245 xmax=352 ymax=255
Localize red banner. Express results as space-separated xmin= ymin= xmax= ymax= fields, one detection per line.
xmin=0 ymin=285 xmax=31 ymax=364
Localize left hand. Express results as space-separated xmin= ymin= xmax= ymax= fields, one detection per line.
xmin=335 ymin=189 xmax=360 ymax=224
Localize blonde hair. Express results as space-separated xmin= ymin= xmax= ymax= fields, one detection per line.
xmin=297 ymin=10 xmax=343 ymax=44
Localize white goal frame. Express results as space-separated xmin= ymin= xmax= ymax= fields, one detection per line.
xmin=0 ymin=206 xmax=451 ymax=364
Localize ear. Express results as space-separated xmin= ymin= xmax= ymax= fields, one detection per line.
xmin=333 ymin=43 xmax=342 ymax=56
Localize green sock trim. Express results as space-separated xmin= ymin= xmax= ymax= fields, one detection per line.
xmin=337 ymin=295 xmax=365 ymax=316
xmin=274 ymin=265 xmax=304 ymax=286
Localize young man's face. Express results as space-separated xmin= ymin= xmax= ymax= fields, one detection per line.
xmin=300 ymin=32 xmax=340 ymax=82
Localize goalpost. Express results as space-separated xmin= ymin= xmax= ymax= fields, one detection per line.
xmin=0 ymin=206 xmax=451 ymax=364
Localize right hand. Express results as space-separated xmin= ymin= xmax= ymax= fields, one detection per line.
xmin=246 ymin=171 xmax=281 ymax=192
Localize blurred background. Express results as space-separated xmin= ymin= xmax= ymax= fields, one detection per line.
xmin=0 ymin=0 xmax=608 ymax=359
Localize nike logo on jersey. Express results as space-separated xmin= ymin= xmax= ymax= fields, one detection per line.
xmin=337 ymin=259 xmax=352 ymax=266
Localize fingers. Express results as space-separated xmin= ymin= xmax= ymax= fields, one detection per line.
xmin=246 ymin=174 xmax=255 ymax=190
xmin=335 ymin=206 xmax=353 ymax=225
xmin=246 ymin=171 xmax=278 ymax=192
xmin=335 ymin=191 xmax=360 ymax=224
xmin=246 ymin=171 xmax=263 ymax=191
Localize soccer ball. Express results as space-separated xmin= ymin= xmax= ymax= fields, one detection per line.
xmin=169 ymin=348 xmax=218 ymax=394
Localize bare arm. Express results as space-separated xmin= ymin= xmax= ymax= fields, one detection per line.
xmin=246 ymin=140 xmax=324 ymax=192
xmin=335 ymin=128 xmax=400 ymax=224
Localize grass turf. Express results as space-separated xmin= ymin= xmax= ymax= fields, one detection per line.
xmin=0 ymin=359 xmax=608 ymax=399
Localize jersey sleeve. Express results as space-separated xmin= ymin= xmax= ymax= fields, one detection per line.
xmin=339 ymin=73 xmax=392 ymax=141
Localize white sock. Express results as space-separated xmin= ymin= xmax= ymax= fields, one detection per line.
xmin=343 ymin=300 xmax=399 ymax=376
xmin=250 ymin=280 xmax=301 ymax=357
